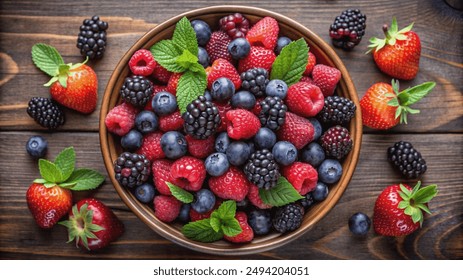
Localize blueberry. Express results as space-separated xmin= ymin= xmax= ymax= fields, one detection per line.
xmin=308 ymin=118 xmax=322 ymax=140
xmin=211 ymin=77 xmax=235 ymax=102
xmin=215 ymin=132 xmax=230 ymax=153
xmin=348 ymin=212 xmax=371 ymax=236
xmin=301 ymin=142 xmax=325 ymax=167
xmin=265 ymin=79 xmax=288 ymax=99
xmin=191 ymin=20 xmax=211 ymax=46
xmin=191 ymin=189 xmax=216 ymax=214
xmin=312 ymin=182 xmax=329 ymax=201
xmin=248 ymin=209 xmax=272 ymax=235
xmin=205 ymin=152 xmax=230 ymax=176
xmin=160 ymin=131 xmax=188 ymax=159
xmin=300 ymin=192 xmax=315 ymax=210
xmin=133 ymin=183 xmax=156 ymax=203
xmin=254 ymin=127 xmax=276 ymax=149
xmin=275 ymin=36 xmax=292 ymax=55
xmin=226 ymin=141 xmax=251 ymax=166
xmin=247 ymin=141 xmax=256 ymax=155
xmin=272 ymin=141 xmax=298 ymax=166
xmin=198 ymin=47 xmax=210 ymax=68
xmin=318 ymin=159 xmax=343 ymax=184
xmin=203 ymin=90 xmax=212 ymax=101
xmin=152 ymin=91 xmax=177 ymax=116
xmin=177 ymin=203 xmax=191 ymax=223
xmin=121 ymin=129 xmax=143 ymax=152
xmin=26 ymin=136 xmax=48 ymax=158
xmin=230 ymin=90 xmax=256 ymax=110
xmin=135 ymin=110 xmax=159 ymax=134
xmin=227 ymin=38 xmax=251 ymax=60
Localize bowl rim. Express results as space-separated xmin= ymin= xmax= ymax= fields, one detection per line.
xmin=99 ymin=5 xmax=362 ymax=256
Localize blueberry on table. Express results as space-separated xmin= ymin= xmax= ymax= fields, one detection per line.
xmin=248 ymin=209 xmax=272 ymax=235
xmin=205 ymin=152 xmax=230 ymax=176
xmin=230 ymin=90 xmax=256 ymax=110
xmin=135 ymin=110 xmax=159 ymax=134
xmin=198 ymin=47 xmax=210 ymax=68
xmin=348 ymin=212 xmax=371 ymax=236
xmin=215 ymin=132 xmax=231 ymax=153
xmin=272 ymin=141 xmax=297 ymax=166
xmin=301 ymin=142 xmax=326 ymax=168
xmin=308 ymin=118 xmax=322 ymax=141
xmin=134 ymin=183 xmax=156 ymax=204
xmin=26 ymin=136 xmax=48 ymax=158
xmin=191 ymin=189 xmax=216 ymax=214
xmin=312 ymin=182 xmax=329 ymax=201
xmin=228 ymin=37 xmax=251 ymax=60
xmin=151 ymin=91 xmax=177 ymax=116
xmin=274 ymin=36 xmax=292 ymax=55
xmin=265 ymin=79 xmax=288 ymax=99
xmin=160 ymin=131 xmax=187 ymax=159
xmin=226 ymin=141 xmax=251 ymax=166
xmin=318 ymin=159 xmax=343 ymax=184
xmin=177 ymin=203 xmax=191 ymax=223
xmin=191 ymin=19 xmax=211 ymax=47
xmin=211 ymin=77 xmax=235 ymax=102
xmin=121 ymin=129 xmax=143 ymax=152
xmin=254 ymin=127 xmax=277 ymax=150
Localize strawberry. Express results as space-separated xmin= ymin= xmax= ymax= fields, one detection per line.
xmin=276 ymin=112 xmax=314 ymax=149
xmin=209 ymin=166 xmax=249 ymax=201
xmin=246 ymin=16 xmax=279 ymax=50
xmin=311 ymin=64 xmax=341 ymax=97
xmin=373 ymin=182 xmax=437 ymax=236
xmin=60 ymin=198 xmax=124 ymax=250
xmin=286 ymin=82 xmax=324 ymax=117
xmin=368 ymin=18 xmax=421 ymax=80
xmin=360 ymin=79 xmax=435 ymax=130
xmin=238 ymin=46 xmax=276 ymax=73
xmin=206 ymin=31 xmax=233 ymax=63
xmin=223 ymin=212 xmax=254 ymax=243
xmin=206 ymin=58 xmax=241 ymax=90
xmin=303 ymin=51 xmax=317 ymax=76
xmin=166 ymin=72 xmax=182 ymax=96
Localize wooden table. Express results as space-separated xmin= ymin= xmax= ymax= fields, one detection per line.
xmin=1 ymin=0 xmax=462 ymax=260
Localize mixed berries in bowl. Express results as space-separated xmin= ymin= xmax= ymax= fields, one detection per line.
xmin=100 ymin=6 xmax=362 ymax=255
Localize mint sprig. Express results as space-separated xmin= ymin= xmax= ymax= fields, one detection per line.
xmin=166 ymin=182 xmax=194 ymax=203
xmin=270 ymin=38 xmax=309 ymax=86
xmin=259 ymin=176 xmax=304 ymax=207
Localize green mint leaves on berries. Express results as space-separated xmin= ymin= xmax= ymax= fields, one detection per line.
xmin=33 ymin=147 xmax=105 ymax=191
xmin=270 ymin=38 xmax=309 ymax=86
xmin=397 ymin=181 xmax=438 ymax=226
xmin=182 ymin=200 xmax=242 ymax=242
xmin=166 ymin=182 xmax=194 ymax=203
xmin=259 ymin=176 xmax=304 ymax=207
xmin=150 ymin=17 xmax=206 ymax=114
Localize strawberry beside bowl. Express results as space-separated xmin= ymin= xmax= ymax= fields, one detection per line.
xmin=99 ymin=5 xmax=362 ymax=255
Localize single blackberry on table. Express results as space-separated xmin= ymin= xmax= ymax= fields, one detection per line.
xmin=387 ymin=141 xmax=427 ymax=179
xmin=114 ymin=152 xmax=151 ymax=189
xmin=318 ymin=96 xmax=356 ymax=125
xmin=219 ymin=13 xmax=250 ymax=39
xmin=258 ymin=96 xmax=287 ymax=131
xmin=27 ymin=97 xmax=65 ymax=130
xmin=329 ymin=9 xmax=366 ymax=50
xmin=240 ymin=68 xmax=269 ymax=98
xmin=273 ymin=203 xmax=305 ymax=233
xmin=320 ymin=125 xmax=353 ymax=160
xmin=120 ymin=75 xmax=153 ymax=107
xmin=77 ymin=15 xmax=108 ymax=59
xmin=244 ymin=149 xmax=280 ymax=190
xmin=182 ymin=95 xmax=221 ymax=139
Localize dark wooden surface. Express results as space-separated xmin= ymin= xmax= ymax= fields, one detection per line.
xmin=0 ymin=0 xmax=462 ymax=260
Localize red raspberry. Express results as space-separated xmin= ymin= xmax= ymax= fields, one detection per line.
xmin=223 ymin=212 xmax=254 ymax=243
xmin=304 ymin=52 xmax=317 ymax=76
xmin=159 ymin=110 xmax=184 ymax=132
xmin=170 ymin=156 xmax=206 ymax=192
xmin=166 ymin=72 xmax=182 ymax=96
xmin=189 ymin=200 xmax=222 ymax=222
xmin=299 ymin=75 xmax=314 ymax=84
xmin=209 ymin=166 xmax=249 ymax=201
xmin=215 ymin=102 xmax=232 ymax=132
xmin=246 ymin=16 xmax=279 ymax=50
xmin=312 ymin=64 xmax=341 ymax=97
xmin=206 ymin=58 xmax=241 ymax=90
xmin=152 ymin=159 xmax=174 ymax=196
xmin=219 ymin=13 xmax=250 ymax=39
xmin=151 ymin=58 xmax=172 ymax=84
xmin=282 ymin=162 xmax=318 ymax=195
xmin=104 ymin=102 xmax=139 ymax=136
xmin=185 ymin=135 xmax=215 ymax=159
xmin=247 ymin=183 xmax=272 ymax=209
xmin=226 ymin=109 xmax=261 ymax=140
xmin=286 ymin=82 xmax=325 ymax=117
xmin=276 ymin=112 xmax=314 ymax=149
xmin=128 ymin=49 xmax=156 ymax=76
xmin=154 ymin=195 xmax=182 ymax=222
xmin=251 ymin=97 xmax=264 ymax=116
xmin=136 ymin=131 xmax=165 ymax=161
xmin=238 ymin=46 xmax=276 ymax=73
xmin=206 ymin=31 xmax=233 ymax=63
xmin=144 ymin=85 xmax=168 ymax=111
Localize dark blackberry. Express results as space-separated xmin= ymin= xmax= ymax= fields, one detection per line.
xmin=219 ymin=13 xmax=250 ymax=39
xmin=244 ymin=149 xmax=280 ymax=189
xmin=318 ymin=96 xmax=356 ymax=125
xmin=240 ymin=68 xmax=269 ymax=97
xmin=329 ymin=9 xmax=366 ymax=50
xmin=258 ymin=96 xmax=287 ymax=131
xmin=26 ymin=97 xmax=65 ymax=130
xmin=114 ymin=152 xmax=151 ymax=189
xmin=387 ymin=141 xmax=427 ymax=179
xmin=120 ymin=75 xmax=153 ymax=107
xmin=77 ymin=15 xmax=108 ymax=59
xmin=272 ymin=203 xmax=305 ymax=233
xmin=320 ymin=125 xmax=353 ymax=160
xmin=300 ymin=192 xmax=315 ymax=210
xmin=183 ymin=95 xmax=221 ymax=139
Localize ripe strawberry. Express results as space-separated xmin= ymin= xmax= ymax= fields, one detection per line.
xmin=136 ymin=131 xmax=165 ymax=161
xmin=238 ymin=46 xmax=276 ymax=73
xmin=360 ymin=79 xmax=435 ymax=130
xmin=303 ymin=51 xmax=317 ymax=76
xmin=276 ymin=112 xmax=314 ymax=149
xmin=226 ymin=109 xmax=261 ymax=140
xmin=154 ymin=195 xmax=182 ymax=222
xmin=60 ymin=198 xmax=124 ymax=251
xmin=368 ymin=18 xmax=421 ymax=80
xmin=170 ymin=156 xmax=207 ymax=192
xmin=128 ymin=49 xmax=156 ymax=76
xmin=246 ymin=16 xmax=279 ymax=50
xmin=26 ymin=183 xmax=72 ymax=229
xmin=185 ymin=135 xmax=216 ymax=159
xmin=159 ymin=110 xmax=184 ymax=132
xmin=166 ymin=72 xmax=182 ymax=96
xmin=152 ymin=159 xmax=174 ymax=195
xmin=373 ymin=182 xmax=437 ymax=236
xmin=311 ymin=64 xmax=341 ymax=97
xmin=286 ymin=82 xmax=324 ymax=117
xmin=223 ymin=212 xmax=254 ymax=243
xmin=206 ymin=58 xmax=241 ymax=90
xmin=247 ymin=183 xmax=272 ymax=209
xmin=206 ymin=31 xmax=233 ymax=63
xmin=104 ymin=102 xmax=139 ymax=136
xmin=209 ymin=166 xmax=250 ymax=201
xmin=282 ymin=162 xmax=318 ymax=195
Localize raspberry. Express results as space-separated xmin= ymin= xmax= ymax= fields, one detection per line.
xmin=304 ymin=51 xmax=317 ymax=76
xmin=206 ymin=31 xmax=233 ymax=63
xmin=186 ymin=135 xmax=216 ymax=159
xmin=244 ymin=149 xmax=280 ymax=189
xmin=276 ymin=112 xmax=314 ymax=149
xmin=114 ymin=152 xmax=151 ymax=188
xmin=258 ymin=96 xmax=287 ymax=131
xmin=247 ymin=183 xmax=272 ymax=209
xmin=246 ymin=16 xmax=279 ymax=50
xmin=151 ymin=57 xmax=172 ymax=83
xmin=320 ymin=125 xmax=353 ymax=160
xmin=329 ymin=9 xmax=367 ymax=51
xmin=215 ymin=102 xmax=232 ymax=132
xmin=206 ymin=58 xmax=241 ymax=90
xmin=282 ymin=162 xmax=318 ymax=195
xmin=154 ymin=195 xmax=182 ymax=222
xmin=166 ymin=72 xmax=182 ymax=96
xmin=105 ymin=102 xmax=139 ymax=136
xmin=312 ymin=64 xmax=341 ymax=97
xmin=223 ymin=212 xmax=254 ymax=243
xmin=226 ymin=109 xmax=261 ymax=140
xmin=272 ymin=203 xmax=304 ymax=233
xmin=219 ymin=13 xmax=250 ymax=39
xmin=152 ymin=159 xmax=174 ymax=195
xmin=136 ymin=131 xmax=165 ymax=161
xmin=299 ymin=76 xmax=314 ymax=84
xmin=159 ymin=110 xmax=184 ymax=132
xmin=286 ymin=82 xmax=325 ymax=117
xmin=238 ymin=46 xmax=276 ymax=73
xmin=128 ymin=49 xmax=156 ymax=76
xmin=144 ymin=85 xmax=168 ymax=111
xmin=120 ymin=75 xmax=153 ymax=107
xmin=170 ymin=156 xmax=206 ymax=192
xmin=251 ymin=97 xmax=264 ymax=116
xmin=209 ymin=166 xmax=249 ymax=201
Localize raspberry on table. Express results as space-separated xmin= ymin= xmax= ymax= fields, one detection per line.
xmin=136 ymin=131 xmax=165 ymax=161
xmin=244 ymin=149 xmax=280 ymax=190
xmin=329 ymin=9 xmax=367 ymax=51
xmin=152 ymin=159 xmax=174 ymax=196
xmin=226 ymin=109 xmax=261 ymax=140
xmin=247 ymin=183 xmax=272 ymax=209
xmin=219 ymin=13 xmax=250 ymax=39
xmin=170 ymin=156 xmax=207 ymax=192
xmin=186 ymin=135 xmax=216 ymax=159
xmin=77 ymin=15 xmax=108 ymax=59
xmin=240 ymin=68 xmax=269 ymax=98
xmin=120 ymin=75 xmax=153 ymax=107
xmin=154 ymin=195 xmax=182 ymax=223
xmin=320 ymin=125 xmax=353 ymax=160
xmin=209 ymin=166 xmax=249 ymax=201
xmin=282 ymin=162 xmax=318 ymax=195
xmin=272 ymin=203 xmax=305 ymax=233
xmin=183 ymin=95 xmax=221 ymax=140
xmin=114 ymin=152 xmax=151 ymax=189
xmin=104 ymin=102 xmax=139 ymax=136
xmin=286 ymin=81 xmax=324 ymax=118
xmin=27 ymin=97 xmax=65 ymax=130
xmin=128 ymin=49 xmax=156 ymax=76
xmin=159 ymin=110 xmax=184 ymax=132
xmin=223 ymin=212 xmax=254 ymax=243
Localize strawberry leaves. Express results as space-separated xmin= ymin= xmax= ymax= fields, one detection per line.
xmin=397 ymin=181 xmax=438 ymax=226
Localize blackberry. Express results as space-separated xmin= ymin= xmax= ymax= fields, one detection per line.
xmin=273 ymin=203 xmax=305 ymax=233
xmin=329 ymin=9 xmax=366 ymax=50
xmin=120 ymin=75 xmax=153 ymax=107
xmin=387 ymin=141 xmax=427 ymax=179
xmin=320 ymin=125 xmax=353 ymax=160
xmin=300 ymin=192 xmax=315 ymax=210
xmin=219 ymin=13 xmax=250 ymax=39
xmin=240 ymin=68 xmax=269 ymax=98
xmin=26 ymin=97 xmax=65 ymax=130
xmin=77 ymin=15 xmax=108 ymax=59
xmin=114 ymin=152 xmax=151 ymax=188
xmin=318 ymin=96 xmax=356 ymax=125
xmin=244 ymin=149 xmax=280 ymax=189
xmin=258 ymin=96 xmax=287 ymax=131
xmin=183 ymin=95 xmax=221 ymax=139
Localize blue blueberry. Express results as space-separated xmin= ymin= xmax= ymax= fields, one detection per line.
xmin=133 ymin=183 xmax=156 ymax=203
xmin=272 ymin=141 xmax=298 ymax=166
xmin=247 ymin=141 xmax=256 ymax=155
xmin=203 ymin=90 xmax=212 ymax=101
xmin=248 ymin=209 xmax=272 ymax=235
xmin=215 ymin=132 xmax=230 ymax=153
xmin=226 ymin=141 xmax=251 ymax=166
xmin=308 ymin=118 xmax=322 ymax=140
xmin=177 ymin=203 xmax=191 ymax=223
xmin=254 ymin=127 xmax=276 ymax=149
xmin=275 ymin=36 xmax=292 ymax=55
xmin=151 ymin=91 xmax=177 ymax=116
xmin=265 ymin=79 xmax=288 ymax=99
xmin=135 ymin=110 xmax=159 ymax=134
xmin=230 ymin=90 xmax=256 ymax=110
xmin=300 ymin=192 xmax=315 ymax=210
xmin=26 ymin=136 xmax=48 ymax=158
xmin=318 ymin=159 xmax=343 ymax=184
xmin=191 ymin=189 xmax=216 ymax=214
xmin=211 ymin=77 xmax=235 ymax=102
xmin=191 ymin=20 xmax=211 ymax=46
xmin=160 ymin=131 xmax=188 ymax=159
xmin=121 ymin=129 xmax=143 ymax=152
xmin=348 ymin=212 xmax=371 ymax=236
xmin=301 ymin=142 xmax=325 ymax=167
xmin=227 ymin=38 xmax=251 ymax=60
xmin=198 ymin=47 xmax=210 ymax=68
xmin=312 ymin=182 xmax=329 ymax=201
xmin=205 ymin=152 xmax=230 ymax=176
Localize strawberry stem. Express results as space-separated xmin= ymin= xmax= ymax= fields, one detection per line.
xmin=397 ymin=181 xmax=438 ymax=227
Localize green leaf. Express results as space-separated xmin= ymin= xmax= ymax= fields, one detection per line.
xmin=221 ymin=218 xmax=242 ymax=237
xmin=215 ymin=200 xmax=236 ymax=221
xmin=31 ymin=43 xmax=64 ymax=77
xmin=209 ymin=215 xmax=222 ymax=232
xmin=176 ymin=49 xmax=198 ymax=70
xmin=399 ymin=82 xmax=436 ymax=106
xmin=182 ymin=218 xmax=224 ymax=242
xmin=39 ymin=159 xmax=63 ymax=183
xmin=387 ymin=97 xmax=400 ymax=107
xmin=166 ymin=182 xmax=194 ymax=203
xmin=259 ymin=177 xmax=304 ymax=207
xmin=413 ymin=184 xmax=438 ymax=204
xmin=54 ymin=147 xmax=75 ymax=182
xmin=33 ymin=178 xmax=47 ymax=184
xmin=189 ymin=62 xmax=206 ymax=73
xmin=44 ymin=182 xmax=57 ymax=188
xmin=172 ymin=17 xmax=198 ymax=58
xmin=270 ymin=38 xmax=309 ymax=86
xmin=63 ymin=168 xmax=105 ymax=191
xmin=150 ymin=40 xmax=185 ymax=73
xmin=176 ymin=68 xmax=207 ymax=114
xmin=57 ymin=64 xmax=70 ymax=88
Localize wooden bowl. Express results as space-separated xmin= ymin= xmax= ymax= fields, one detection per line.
xmin=99 ymin=5 xmax=362 ymax=255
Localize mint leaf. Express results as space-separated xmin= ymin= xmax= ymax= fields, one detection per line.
xmin=62 ymin=168 xmax=105 ymax=191
xmin=215 ymin=200 xmax=236 ymax=221
xmin=400 ymin=82 xmax=436 ymax=106
xmin=189 ymin=62 xmax=205 ymax=73
xmin=221 ymin=218 xmax=242 ymax=237
xmin=210 ymin=215 xmax=222 ymax=232
xmin=150 ymin=40 xmax=185 ymax=73
xmin=259 ymin=176 xmax=304 ymax=207
xmin=270 ymin=38 xmax=309 ymax=86
xmin=54 ymin=147 xmax=75 ymax=182
xmin=39 ymin=159 xmax=63 ymax=183
xmin=31 ymin=43 xmax=64 ymax=77
xmin=166 ymin=182 xmax=194 ymax=203
xmin=176 ymin=68 xmax=207 ymax=114
xmin=176 ymin=49 xmax=198 ymax=70
xmin=172 ymin=17 xmax=198 ymax=59
xmin=182 ymin=218 xmax=224 ymax=242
